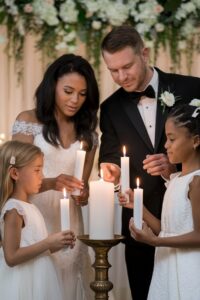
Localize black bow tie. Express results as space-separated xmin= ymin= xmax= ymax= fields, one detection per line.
xmin=130 ymin=85 xmax=155 ymax=103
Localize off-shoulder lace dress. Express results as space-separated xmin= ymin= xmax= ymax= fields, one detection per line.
xmin=0 ymin=198 xmax=63 ymax=300
xmin=12 ymin=120 xmax=98 ymax=300
xmin=148 ymin=170 xmax=200 ymax=300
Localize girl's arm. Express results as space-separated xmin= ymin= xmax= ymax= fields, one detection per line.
xmin=130 ymin=175 xmax=200 ymax=248
xmin=3 ymin=209 xmax=75 ymax=267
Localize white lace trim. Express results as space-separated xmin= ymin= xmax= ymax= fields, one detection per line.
xmin=12 ymin=120 xmax=42 ymax=136
xmin=12 ymin=120 xmax=98 ymax=147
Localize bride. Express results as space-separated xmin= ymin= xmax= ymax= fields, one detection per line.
xmin=12 ymin=54 xmax=99 ymax=300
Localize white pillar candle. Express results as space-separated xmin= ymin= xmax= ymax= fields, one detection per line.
xmin=133 ymin=178 xmax=143 ymax=229
xmin=89 ymin=170 xmax=114 ymax=239
xmin=120 ymin=145 xmax=130 ymax=202
xmin=60 ymin=188 xmax=70 ymax=230
xmin=72 ymin=141 xmax=86 ymax=196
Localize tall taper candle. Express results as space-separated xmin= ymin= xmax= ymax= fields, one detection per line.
xmin=60 ymin=188 xmax=70 ymax=230
xmin=89 ymin=170 xmax=114 ymax=239
xmin=134 ymin=178 xmax=143 ymax=229
xmin=72 ymin=141 xmax=86 ymax=196
xmin=121 ymin=145 xmax=130 ymax=202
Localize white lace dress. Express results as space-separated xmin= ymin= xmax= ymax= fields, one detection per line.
xmin=148 ymin=170 xmax=200 ymax=300
xmin=0 ymin=198 xmax=63 ymax=300
xmin=12 ymin=120 xmax=96 ymax=300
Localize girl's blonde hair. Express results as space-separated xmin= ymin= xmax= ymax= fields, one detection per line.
xmin=0 ymin=140 xmax=43 ymax=211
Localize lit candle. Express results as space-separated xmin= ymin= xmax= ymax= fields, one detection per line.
xmin=133 ymin=178 xmax=143 ymax=229
xmin=89 ymin=170 xmax=114 ymax=239
xmin=120 ymin=145 xmax=130 ymax=202
xmin=60 ymin=188 xmax=70 ymax=230
xmin=72 ymin=141 xmax=86 ymax=196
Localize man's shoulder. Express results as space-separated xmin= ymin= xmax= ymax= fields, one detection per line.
xmin=101 ymin=87 xmax=124 ymax=108
xmin=156 ymin=67 xmax=200 ymax=82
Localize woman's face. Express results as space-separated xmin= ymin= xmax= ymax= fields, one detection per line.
xmin=55 ymin=72 xmax=87 ymax=118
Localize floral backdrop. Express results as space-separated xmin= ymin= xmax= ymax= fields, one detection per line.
xmin=0 ymin=0 xmax=200 ymax=73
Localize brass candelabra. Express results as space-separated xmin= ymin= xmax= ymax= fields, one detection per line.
xmin=78 ymin=234 xmax=125 ymax=300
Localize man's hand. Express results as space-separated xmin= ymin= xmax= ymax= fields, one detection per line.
xmin=100 ymin=162 xmax=120 ymax=184
xmin=143 ymin=153 xmax=176 ymax=179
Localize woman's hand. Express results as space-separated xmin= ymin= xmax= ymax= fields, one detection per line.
xmin=129 ymin=218 xmax=157 ymax=246
xmin=53 ymin=174 xmax=84 ymax=193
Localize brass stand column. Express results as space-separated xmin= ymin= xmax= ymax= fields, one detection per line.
xmin=78 ymin=234 xmax=125 ymax=300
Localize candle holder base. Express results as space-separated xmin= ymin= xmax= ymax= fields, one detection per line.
xmin=78 ymin=234 xmax=125 ymax=300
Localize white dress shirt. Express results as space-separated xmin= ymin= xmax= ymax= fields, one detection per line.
xmin=137 ymin=68 xmax=158 ymax=147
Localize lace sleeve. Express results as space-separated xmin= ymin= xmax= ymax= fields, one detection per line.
xmin=92 ymin=131 xmax=99 ymax=148
xmin=12 ymin=120 xmax=42 ymax=137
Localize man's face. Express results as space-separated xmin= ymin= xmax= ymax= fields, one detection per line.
xmin=103 ymin=46 xmax=149 ymax=92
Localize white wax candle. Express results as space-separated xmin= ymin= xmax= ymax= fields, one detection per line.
xmin=72 ymin=141 xmax=86 ymax=196
xmin=60 ymin=188 xmax=70 ymax=230
xmin=120 ymin=145 xmax=130 ymax=201
xmin=89 ymin=171 xmax=114 ymax=239
xmin=133 ymin=178 xmax=143 ymax=229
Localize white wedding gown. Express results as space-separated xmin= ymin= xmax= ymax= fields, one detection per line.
xmin=12 ymin=121 xmax=94 ymax=300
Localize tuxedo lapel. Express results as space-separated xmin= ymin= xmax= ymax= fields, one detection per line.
xmin=154 ymin=70 xmax=175 ymax=152
xmin=121 ymin=97 xmax=154 ymax=152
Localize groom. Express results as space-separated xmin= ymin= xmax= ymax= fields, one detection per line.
xmin=99 ymin=25 xmax=200 ymax=300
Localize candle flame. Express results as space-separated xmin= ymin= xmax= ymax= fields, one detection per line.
xmin=63 ymin=188 xmax=67 ymax=199
xmin=123 ymin=145 xmax=126 ymax=157
xmin=136 ymin=177 xmax=140 ymax=188
xmin=80 ymin=141 xmax=83 ymax=150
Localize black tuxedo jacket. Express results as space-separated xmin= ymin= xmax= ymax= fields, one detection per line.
xmin=99 ymin=67 xmax=200 ymax=245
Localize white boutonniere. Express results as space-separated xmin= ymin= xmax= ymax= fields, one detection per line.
xmin=189 ymin=98 xmax=200 ymax=107
xmin=159 ymin=91 xmax=180 ymax=113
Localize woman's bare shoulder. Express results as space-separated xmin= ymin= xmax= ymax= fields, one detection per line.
xmin=15 ymin=109 xmax=39 ymax=124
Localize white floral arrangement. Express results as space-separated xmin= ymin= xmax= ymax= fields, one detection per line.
xmin=0 ymin=0 xmax=199 ymax=73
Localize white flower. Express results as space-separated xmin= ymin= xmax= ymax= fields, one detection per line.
xmin=155 ymin=23 xmax=165 ymax=32
xmin=92 ymin=20 xmax=102 ymax=30
xmin=189 ymin=99 xmax=200 ymax=107
xmin=159 ymin=91 xmax=176 ymax=113
xmin=24 ymin=4 xmax=33 ymax=13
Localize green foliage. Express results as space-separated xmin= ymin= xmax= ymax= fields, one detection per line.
xmin=0 ymin=0 xmax=199 ymax=76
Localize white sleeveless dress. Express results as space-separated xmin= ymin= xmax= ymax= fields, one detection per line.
xmin=0 ymin=198 xmax=63 ymax=300
xmin=148 ymin=170 xmax=200 ymax=300
xmin=12 ymin=120 xmax=95 ymax=300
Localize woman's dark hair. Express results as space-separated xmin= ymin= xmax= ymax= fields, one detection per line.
xmin=101 ymin=25 xmax=144 ymax=55
xmin=35 ymin=54 xmax=99 ymax=150
xmin=167 ymin=103 xmax=200 ymax=137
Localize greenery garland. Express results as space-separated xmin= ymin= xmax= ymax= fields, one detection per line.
xmin=0 ymin=0 xmax=199 ymax=76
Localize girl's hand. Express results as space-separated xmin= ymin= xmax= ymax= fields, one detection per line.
xmin=129 ymin=218 xmax=157 ymax=246
xmin=118 ymin=189 xmax=133 ymax=209
xmin=47 ymin=230 xmax=76 ymax=252
xmin=54 ymin=174 xmax=84 ymax=193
